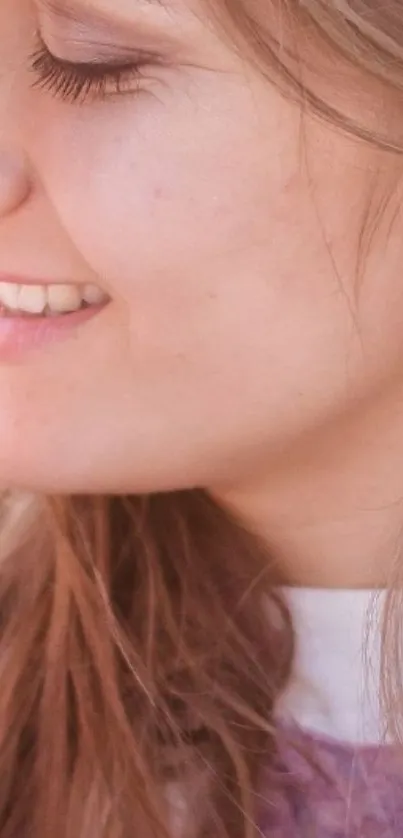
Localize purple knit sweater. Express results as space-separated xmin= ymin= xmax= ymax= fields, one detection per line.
xmin=259 ymin=722 xmax=403 ymax=837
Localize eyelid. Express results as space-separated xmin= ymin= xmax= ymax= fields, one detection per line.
xmin=37 ymin=20 xmax=166 ymax=66
xmin=37 ymin=32 xmax=162 ymax=69
xmin=37 ymin=4 xmax=189 ymax=64
xmin=35 ymin=1 xmax=216 ymax=70
xmin=36 ymin=0 xmax=179 ymax=38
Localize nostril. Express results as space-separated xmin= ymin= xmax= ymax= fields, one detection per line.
xmin=0 ymin=149 xmax=31 ymax=215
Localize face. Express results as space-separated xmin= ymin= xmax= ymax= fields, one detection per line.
xmin=0 ymin=0 xmax=402 ymax=496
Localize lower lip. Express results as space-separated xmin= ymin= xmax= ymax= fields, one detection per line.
xmin=0 ymin=301 xmax=109 ymax=362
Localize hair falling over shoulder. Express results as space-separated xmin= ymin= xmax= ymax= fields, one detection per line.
xmin=0 ymin=489 xmax=292 ymax=838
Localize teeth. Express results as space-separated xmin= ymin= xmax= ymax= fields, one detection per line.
xmin=82 ymin=283 xmax=106 ymax=305
xmin=18 ymin=284 xmax=47 ymax=315
xmin=47 ymin=284 xmax=82 ymax=314
xmin=0 ymin=282 xmax=19 ymax=310
xmin=0 ymin=281 xmax=108 ymax=316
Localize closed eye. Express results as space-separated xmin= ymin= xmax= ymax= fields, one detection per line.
xmin=28 ymin=33 xmax=156 ymax=104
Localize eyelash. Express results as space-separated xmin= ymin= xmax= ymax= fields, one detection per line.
xmin=28 ymin=35 xmax=150 ymax=104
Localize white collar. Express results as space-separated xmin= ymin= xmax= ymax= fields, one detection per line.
xmin=275 ymin=588 xmax=387 ymax=744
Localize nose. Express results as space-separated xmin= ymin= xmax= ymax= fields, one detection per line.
xmin=0 ymin=147 xmax=31 ymax=217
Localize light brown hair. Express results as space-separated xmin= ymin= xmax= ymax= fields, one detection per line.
xmin=2 ymin=2 xmax=403 ymax=836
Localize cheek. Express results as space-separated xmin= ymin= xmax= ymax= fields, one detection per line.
xmin=28 ymin=100 xmax=360 ymax=405
xmin=49 ymin=162 xmax=251 ymax=294
xmin=29 ymin=82 xmax=303 ymax=301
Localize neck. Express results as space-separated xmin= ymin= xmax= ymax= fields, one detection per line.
xmin=211 ymin=387 xmax=403 ymax=588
